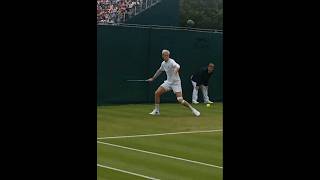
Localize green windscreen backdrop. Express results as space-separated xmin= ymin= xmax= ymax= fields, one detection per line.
xmin=97 ymin=25 xmax=223 ymax=105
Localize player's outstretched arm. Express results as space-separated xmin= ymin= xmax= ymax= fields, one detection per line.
xmin=147 ymin=68 xmax=162 ymax=82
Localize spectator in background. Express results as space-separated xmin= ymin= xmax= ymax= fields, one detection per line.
xmin=97 ymin=0 xmax=147 ymax=24
xmin=190 ymin=63 xmax=215 ymax=104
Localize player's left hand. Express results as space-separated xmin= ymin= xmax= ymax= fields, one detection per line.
xmin=174 ymin=68 xmax=179 ymax=74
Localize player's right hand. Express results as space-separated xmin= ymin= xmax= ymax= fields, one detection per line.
xmin=146 ymin=78 xmax=154 ymax=82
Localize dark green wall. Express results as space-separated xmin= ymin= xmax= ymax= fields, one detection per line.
xmin=97 ymin=25 xmax=223 ymax=105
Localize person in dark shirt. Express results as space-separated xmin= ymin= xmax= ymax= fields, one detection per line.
xmin=190 ymin=63 xmax=215 ymax=104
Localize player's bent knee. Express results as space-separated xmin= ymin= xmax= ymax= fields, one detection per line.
xmin=155 ymin=90 xmax=161 ymax=96
xmin=177 ymin=97 xmax=185 ymax=103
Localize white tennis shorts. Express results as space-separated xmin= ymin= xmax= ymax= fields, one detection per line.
xmin=160 ymin=80 xmax=182 ymax=93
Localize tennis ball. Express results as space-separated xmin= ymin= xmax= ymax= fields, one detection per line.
xmin=206 ymin=104 xmax=210 ymax=107
xmin=187 ymin=19 xmax=195 ymax=27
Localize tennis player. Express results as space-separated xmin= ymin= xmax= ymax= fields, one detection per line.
xmin=147 ymin=49 xmax=200 ymax=116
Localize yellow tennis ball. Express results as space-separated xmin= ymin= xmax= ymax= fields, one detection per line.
xmin=206 ymin=104 xmax=210 ymax=107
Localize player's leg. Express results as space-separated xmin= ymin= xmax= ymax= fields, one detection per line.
xmin=175 ymin=92 xmax=200 ymax=116
xmin=191 ymin=80 xmax=199 ymax=104
xmin=175 ymin=92 xmax=192 ymax=109
xmin=150 ymin=83 xmax=169 ymax=115
xmin=200 ymin=85 xmax=213 ymax=103
xmin=173 ymin=84 xmax=200 ymax=116
xmin=155 ymin=86 xmax=167 ymax=109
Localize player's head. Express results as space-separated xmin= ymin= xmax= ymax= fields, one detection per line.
xmin=162 ymin=49 xmax=170 ymax=62
xmin=208 ymin=63 xmax=214 ymax=73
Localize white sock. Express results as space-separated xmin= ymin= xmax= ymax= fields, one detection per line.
xmin=182 ymin=100 xmax=193 ymax=111
xmin=155 ymin=104 xmax=160 ymax=112
xmin=187 ymin=103 xmax=193 ymax=110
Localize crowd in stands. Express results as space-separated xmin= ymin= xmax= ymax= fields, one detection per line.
xmin=97 ymin=0 xmax=144 ymax=24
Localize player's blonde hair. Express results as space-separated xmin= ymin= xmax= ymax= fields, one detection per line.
xmin=162 ymin=49 xmax=170 ymax=55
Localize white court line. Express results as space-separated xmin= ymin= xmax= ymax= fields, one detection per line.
xmin=97 ymin=141 xmax=223 ymax=169
xmin=97 ymin=129 xmax=222 ymax=139
xmin=97 ymin=164 xmax=160 ymax=180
